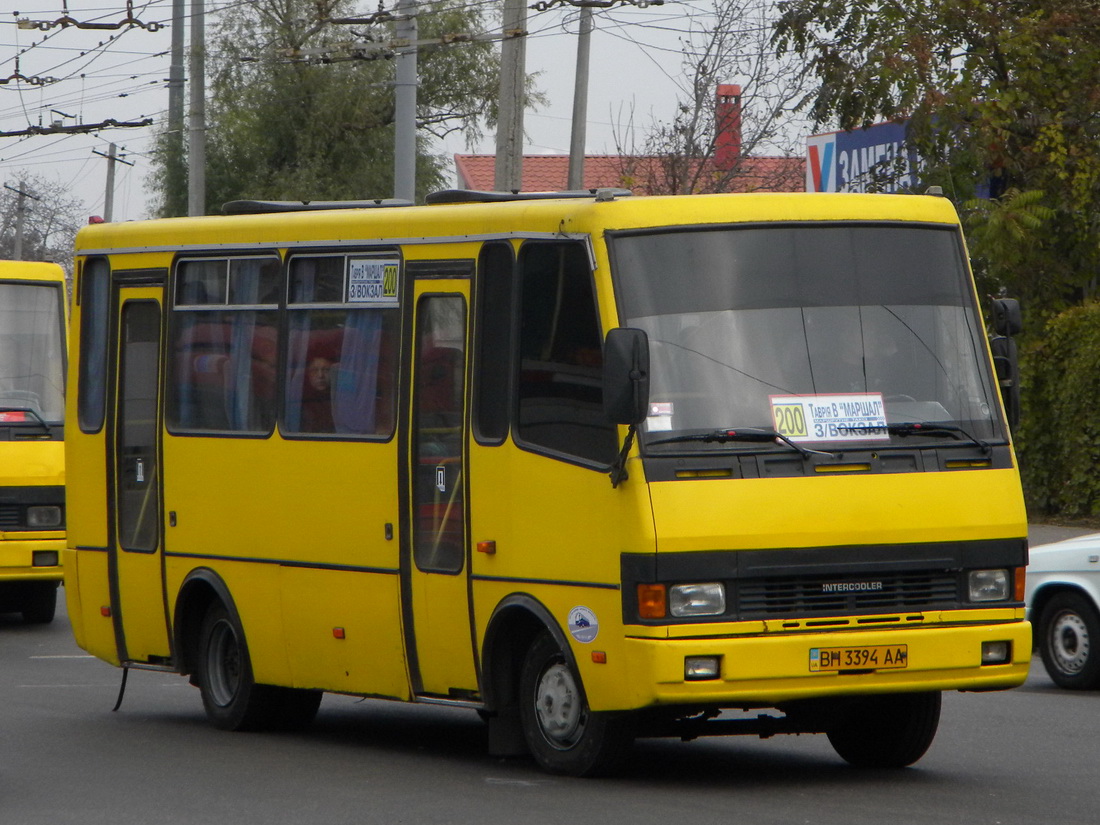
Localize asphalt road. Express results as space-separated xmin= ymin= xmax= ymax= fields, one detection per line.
xmin=1 ymin=540 xmax=1095 ymax=825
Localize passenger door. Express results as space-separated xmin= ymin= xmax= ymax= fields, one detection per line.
xmin=108 ymin=281 xmax=171 ymax=663
xmin=402 ymin=266 xmax=478 ymax=699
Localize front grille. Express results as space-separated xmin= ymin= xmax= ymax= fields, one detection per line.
xmin=0 ymin=504 xmax=22 ymax=529
xmin=737 ymin=572 xmax=960 ymax=618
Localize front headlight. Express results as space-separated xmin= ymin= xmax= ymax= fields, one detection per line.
xmin=27 ymin=505 xmax=62 ymax=529
xmin=968 ymin=569 xmax=1010 ymax=602
xmin=669 ymin=583 xmax=726 ymax=617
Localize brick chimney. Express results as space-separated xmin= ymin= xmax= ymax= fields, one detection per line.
xmin=715 ymin=84 xmax=742 ymax=171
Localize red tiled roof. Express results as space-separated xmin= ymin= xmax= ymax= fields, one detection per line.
xmin=454 ymin=153 xmax=805 ymax=195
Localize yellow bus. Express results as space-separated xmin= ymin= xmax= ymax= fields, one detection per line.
xmin=0 ymin=260 xmax=67 ymax=624
xmin=64 ymin=190 xmax=1029 ymax=775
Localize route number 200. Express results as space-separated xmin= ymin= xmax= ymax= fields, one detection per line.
xmin=772 ymin=404 xmax=808 ymax=438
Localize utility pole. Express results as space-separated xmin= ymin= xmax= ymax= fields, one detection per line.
xmin=495 ymin=0 xmax=527 ymax=191
xmin=188 ymin=0 xmax=206 ymax=216
xmin=393 ymin=0 xmax=418 ymax=201
xmin=168 ymin=0 xmax=185 ymax=135
xmin=567 ymin=6 xmax=593 ymax=190
xmin=166 ymin=0 xmax=187 ymax=215
xmin=4 ymin=184 xmax=40 ymax=261
xmin=93 ymin=144 xmax=136 ymax=222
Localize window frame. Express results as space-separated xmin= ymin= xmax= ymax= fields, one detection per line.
xmin=511 ymin=239 xmax=616 ymax=470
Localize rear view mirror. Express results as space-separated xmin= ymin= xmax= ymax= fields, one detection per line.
xmin=603 ymin=328 xmax=650 ymax=426
xmin=989 ymin=297 xmax=1022 ymax=429
xmin=991 ymin=298 xmax=1022 ymax=337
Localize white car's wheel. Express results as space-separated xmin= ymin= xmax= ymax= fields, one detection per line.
xmin=1038 ymin=592 xmax=1100 ymax=689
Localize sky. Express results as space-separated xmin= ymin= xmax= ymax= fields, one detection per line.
xmin=0 ymin=0 xmax=752 ymax=222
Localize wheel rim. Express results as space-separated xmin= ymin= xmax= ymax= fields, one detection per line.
xmin=534 ymin=661 xmax=586 ymax=750
xmin=206 ymin=619 xmax=242 ymax=707
xmin=1050 ymin=609 xmax=1090 ymax=675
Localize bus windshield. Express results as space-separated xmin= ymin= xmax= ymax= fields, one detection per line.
xmin=0 ymin=281 xmax=65 ymax=424
xmin=609 ymin=223 xmax=1004 ymax=450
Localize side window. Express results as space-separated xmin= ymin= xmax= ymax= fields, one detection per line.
xmin=516 ymin=242 xmax=616 ymax=465
xmin=283 ymin=254 xmax=400 ymax=437
xmin=473 ymin=242 xmax=513 ymax=444
xmin=166 ymin=256 xmax=280 ymax=434
xmin=78 ymin=257 xmax=111 ymax=433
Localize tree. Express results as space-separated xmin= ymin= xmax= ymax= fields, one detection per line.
xmin=612 ymin=0 xmax=811 ymax=195
xmin=0 ymin=174 xmax=86 ymax=272
xmin=773 ymin=0 xmax=1100 ymax=317
xmin=149 ymin=0 xmax=501 ymax=215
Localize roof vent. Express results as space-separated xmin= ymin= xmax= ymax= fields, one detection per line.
xmin=425 ymin=188 xmax=632 ymax=205
xmin=222 ymin=199 xmax=414 ymax=215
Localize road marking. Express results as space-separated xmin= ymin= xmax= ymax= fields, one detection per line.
xmin=30 ymin=654 xmax=96 ymax=659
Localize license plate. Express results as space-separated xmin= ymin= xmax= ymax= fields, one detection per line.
xmin=809 ymin=645 xmax=908 ymax=672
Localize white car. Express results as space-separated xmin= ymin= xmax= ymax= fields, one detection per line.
xmin=1026 ymin=533 xmax=1100 ymax=689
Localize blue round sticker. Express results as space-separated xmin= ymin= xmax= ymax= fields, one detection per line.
xmin=568 ymin=606 xmax=598 ymax=643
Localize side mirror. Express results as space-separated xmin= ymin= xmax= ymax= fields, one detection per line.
xmin=991 ymin=298 xmax=1022 ymax=337
xmin=603 ymin=328 xmax=650 ymax=426
xmin=989 ymin=297 xmax=1022 ymax=429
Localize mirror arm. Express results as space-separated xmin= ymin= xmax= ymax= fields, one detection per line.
xmin=609 ymin=423 xmax=638 ymax=488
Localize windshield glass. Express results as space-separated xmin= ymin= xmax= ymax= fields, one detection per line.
xmin=609 ymin=223 xmax=1003 ymax=451
xmin=0 ymin=281 xmax=66 ymax=424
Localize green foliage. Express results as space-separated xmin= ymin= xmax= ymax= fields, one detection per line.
xmin=1017 ymin=302 xmax=1100 ymax=517
xmin=962 ymin=187 xmax=1054 ymax=309
xmin=149 ymin=0 xmax=500 ymax=215
xmin=774 ymin=0 xmax=1100 ymax=317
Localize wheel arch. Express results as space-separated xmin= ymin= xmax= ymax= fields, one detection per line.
xmin=173 ymin=567 xmax=239 ymax=677
xmin=1029 ymin=580 xmax=1100 ymax=633
xmin=480 ymin=593 xmax=576 ymax=713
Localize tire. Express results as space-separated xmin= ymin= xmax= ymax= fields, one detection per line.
xmin=21 ymin=581 xmax=58 ymax=625
xmin=196 ymin=602 xmax=321 ymax=731
xmin=826 ymin=691 xmax=941 ymax=768
xmin=1037 ymin=592 xmax=1100 ymax=689
xmin=518 ymin=631 xmax=633 ymax=776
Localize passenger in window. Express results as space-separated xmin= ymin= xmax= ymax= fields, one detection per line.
xmin=301 ymin=354 xmax=336 ymax=432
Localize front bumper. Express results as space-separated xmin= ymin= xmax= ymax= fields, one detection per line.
xmin=0 ymin=535 xmax=65 ymax=582
xmin=609 ymin=618 xmax=1031 ymax=709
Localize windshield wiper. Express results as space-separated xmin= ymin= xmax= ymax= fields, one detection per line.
xmin=0 ymin=406 xmax=52 ymax=435
xmin=840 ymin=421 xmax=991 ymax=453
xmin=649 ymin=427 xmax=835 ymax=459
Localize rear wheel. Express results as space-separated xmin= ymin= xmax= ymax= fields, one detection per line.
xmin=518 ymin=632 xmax=633 ymax=776
xmin=196 ymin=602 xmax=321 ymax=731
xmin=21 ymin=581 xmax=58 ymax=625
xmin=1037 ymin=592 xmax=1100 ymax=689
xmin=827 ymin=691 xmax=941 ymax=768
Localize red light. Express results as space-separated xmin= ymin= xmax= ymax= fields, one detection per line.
xmin=100 ymin=606 xmax=112 ymax=617
xmin=332 ymin=627 xmax=346 ymax=639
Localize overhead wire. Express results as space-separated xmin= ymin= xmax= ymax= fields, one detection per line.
xmin=2 ymin=0 xmax=723 ymax=213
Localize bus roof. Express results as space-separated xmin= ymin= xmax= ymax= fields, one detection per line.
xmin=74 ymin=191 xmax=962 ymax=256
xmin=0 ymin=260 xmax=66 ymax=282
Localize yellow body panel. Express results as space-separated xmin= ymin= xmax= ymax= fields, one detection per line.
xmin=649 ymin=468 xmax=1027 ymax=553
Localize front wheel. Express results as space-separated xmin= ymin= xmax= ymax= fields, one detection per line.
xmin=196 ymin=602 xmax=321 ymax=731
xmin=518 ymin=632 xmax=633 ymax=776
xmin=827 ymin=691 xmax=941 ymax=768
xmin=1037 ymin=592 xmax=1100 ymax=689
xmin=20 ymin=581 xmax=58 ymax=624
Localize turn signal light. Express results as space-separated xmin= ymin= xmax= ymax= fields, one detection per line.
xmin=637 ymin=584 xmax=666 ymax=619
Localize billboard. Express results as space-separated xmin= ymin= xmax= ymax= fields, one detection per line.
xmin=806 ymin=121 xmax=920 ymax=193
